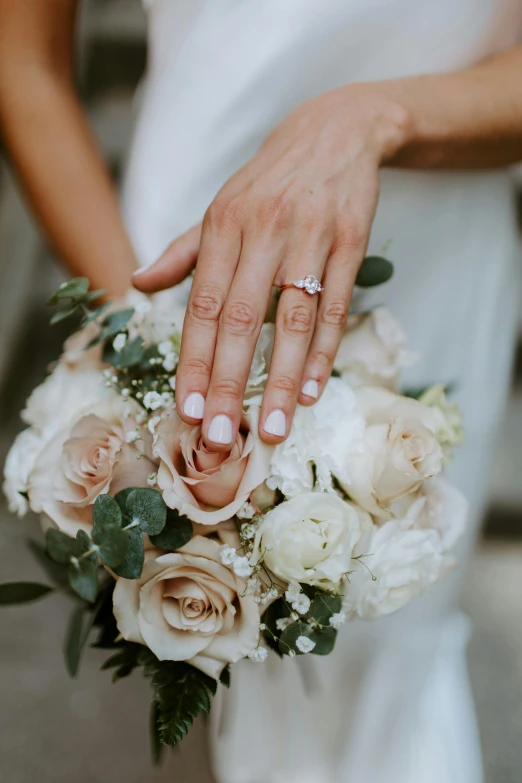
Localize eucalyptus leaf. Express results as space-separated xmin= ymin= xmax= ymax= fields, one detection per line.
xmin=114 ymin=488 xmax=135 ymax=518
xmin=310 ymin=626 xmax=337 ymax=655
xmin=149 ymin=509 xmax=192 ymax=550
xmin=64 ymin=603 xmax=97 ymax=677
xmin=112 ymin=336 xmax=145 ymax=369
xmin=126 ymin=488 xmax=167 ymax=536
xmin=355 ymin=256 xmax=394 ymax=288
xmin=0 ymin=582 xmax=53 ymax=605
xmin=28 ymin=540 xmax=70 ymax=586
xmin=46 ymin=529 xmax=76 ymax=564
xmin=81 ymin=302 xmax=110 ymax=326
xmin=68 ymin=557 xmax=98 ymax=603
xmin=83 ymin=288 xmax=107 ymax=303
xmin=113 ymin=525 xmax=144 ymax=579
xmin=305 ymin=591 xmax=342 ymax=625
xmin=92 ymin=523 xmax=128 ymax=568
xmin=47 ymin=277 xmax=89 ymax=304
xmin=50 ymin=304 xmax=80 ymax=325
xmin=93 ymin=494 xmax=123 ymax=530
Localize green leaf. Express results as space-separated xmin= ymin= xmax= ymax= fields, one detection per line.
xmin=93 ymin=494 xmax=123 ymax=530
xmin=104 ymin=336 xmax=145 ymax=369
xmin=113 ymin=525 xmax=144 ymax=579
xmin=114 ymin=488 xmax=135 ymax=517
xmin=28 ymin=540 xmax=70 ymax=586
xmin=47 ymin=277 xmax=89 ymax=305
xmin=83 ymin=288 xmax=107 ymax=303
xmin=81 ymin=302 xmax=110 ymax=326
xmin=64 ymin=603 xmax=97 ymax=677
xmin=50 ymin=304 xmax=80 ymax=325
xmin=278 ymin=619 xmax=337 ymax=657
xmin=219 ymin=666 xmax=231 ymax=688
xmin=68 ymin=543 xmax=98 ymax=603
xmin=149 ymin=509 xmax=192 ymax=550
xmin=150 ymin=700 xmax=165 ymax=767
xmin=261 ymin=598 xmax=289 ymax=658
xmin=126 ymin=488 xmax=167 ymax=536
xmin=0 ymin=582 xmax=53 ymax=605
xmin=87 ymin=308 xmax=135 ymax=347
xmin=310 ymin=626 xmax=337 ymax=655
xmin=355 ymin=256 xmax=394 ymax=288
xmin=153 ymin=663 xmax=215 ymax=748
xmin=46 ymin=529 xmax=76 ymax=564
xmin=305 ymin=591 xmax=342 ymax=625
xmin=92 ymin=523 xmax=128 ymax=569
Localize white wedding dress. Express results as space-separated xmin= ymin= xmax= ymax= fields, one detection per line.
xmin=121 ymin=1 xmax=522 ymax=781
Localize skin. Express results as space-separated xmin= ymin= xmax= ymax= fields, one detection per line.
xmin=1 ymin=1 xmax=522 ymax=448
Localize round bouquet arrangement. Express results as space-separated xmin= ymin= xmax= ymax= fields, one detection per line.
xmin=1 ymin=260 xmax=466 ymax=758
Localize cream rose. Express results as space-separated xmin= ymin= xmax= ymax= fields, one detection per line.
xmin=342 ymin=519 xmax=446 ymax=620
xmin=334 ymin=307 xmax=417 ymax=389
xmin=342 ymin=387 xmax=443 ymax=518
xmin=390 ymin=476 xmax=468 ymax=552
xmin=251 ymin=492 xmax=361 ymax=590
xmin=154 ymin=405 xmax=273 ymax=525
xmin=28 ymin=396 xmax=157 ymax=536
xmin=113 ymin=536 xmax=260 ymax=679
xmin=418 ymin=384 xmax=465 ymax=463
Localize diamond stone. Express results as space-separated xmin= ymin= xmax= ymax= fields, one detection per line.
xmin=295 ymin=275 xmax=323 ymax=294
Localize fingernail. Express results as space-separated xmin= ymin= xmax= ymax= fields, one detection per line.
xmin=301 ymin=379 xmax=319 ymax=399
xmin=263 ymin=409 xmax=287 ymax=437
xmin=132 ymin=266 xmax=149 ymax=278
xmin=183 ymin=392 xmax=205 ymax=420
xmin=208 ymin=414 xmax=234 ymax=444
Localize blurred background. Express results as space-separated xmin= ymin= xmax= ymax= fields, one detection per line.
xmin=0 ymin=1 xmax=521 ymax=781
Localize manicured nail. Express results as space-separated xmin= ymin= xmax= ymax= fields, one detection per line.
xmin=132 ymin=266 xmax=149 ymax=277
xmin=301 ymin=379 xmax=319 ymax=399
xmin=263 ymin=409 xmax=287 ymax=437
xmin=207 ymin=414 xmax=234 ymax=444
xmin=183 ymin=392 xmax=205 ymax=420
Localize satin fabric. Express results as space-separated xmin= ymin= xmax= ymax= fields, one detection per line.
xmin=122 ymin=2 xmax=522 ymax=780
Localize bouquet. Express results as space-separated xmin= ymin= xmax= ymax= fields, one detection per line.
xmin=1 ymin=258 xmax=466 ymax=760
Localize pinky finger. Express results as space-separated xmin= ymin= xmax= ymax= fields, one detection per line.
xmin=298 ymin=253 xmax=358 ymax=405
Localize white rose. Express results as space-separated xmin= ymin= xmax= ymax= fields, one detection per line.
xmin=418 ymin=385 xmax=465 ymax=463
xmin=22 ymin=362 xmax=109 ymax=441
xmin=27 ymin=396 xmax=156 ymax=536
xmin=267 ymin=378 xmax=365 ymax=497
xmin=342 ymin=387 xmax=443 ymax=518
xmin=113 ymin=536 xmax=260 ymax=679
xmin=3 ymin=428 xmax=45 ymax=516
xmin=126 ymin=283 xmax=188 ymax=343
xmin=342 ymin=519 xmax=446 ymax=620
xmin=390 ymin=476 xmax=468 ymax=551
xmin=334 ymin=307 xmax=418 ymax=389
xmin=251 ymin=492 xmax=361 ymax=590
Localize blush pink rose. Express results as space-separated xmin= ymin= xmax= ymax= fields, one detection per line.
xmin=28 ymin=397 xmax=157 ymax=536
xmin=154 ymin=405 xmax=273 ymax=525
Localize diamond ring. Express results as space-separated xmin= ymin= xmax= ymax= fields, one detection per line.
xmin=280 ymin=275 xmax=324 ymax=295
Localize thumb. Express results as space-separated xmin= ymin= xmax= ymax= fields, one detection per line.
xmin=132 ymin=223 xmax=202 ymax=293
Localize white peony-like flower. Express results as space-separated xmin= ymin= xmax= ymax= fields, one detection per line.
xmin=113 ymin=537 xmax=260 ymax=679
xmin=267 ymin=378 xmax=365 ymax=497
xmin=334 ymin=307 xmax=418 ymax=390
xmin=251 ymin=492 xmax=361 ymax=590
xmin=341 ymin=387 xmax=443 ymax=518
xmin=244 ymin=323 xmax=275 ymax=404
xmin=390 ymin=476 xmax=468 ymax=552
xmin=418 ymin=385 xmax=465 ymax=463
xmin=342 ymin=519 xmax=446 ymax=620
xmin=3 ymin=428 xmax=45 ymax=516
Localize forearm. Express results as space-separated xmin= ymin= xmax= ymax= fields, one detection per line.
xmin=0 ymin=64 xmax=137 ymax=296
xmin=369 ymin=44 xmax=522 ymax=169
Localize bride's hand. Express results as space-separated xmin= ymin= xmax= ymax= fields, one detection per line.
xmin=133 ymin=87 xmax=410 ymax=449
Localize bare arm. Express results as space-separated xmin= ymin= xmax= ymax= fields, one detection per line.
xmin=0 ymin=0 xmax=137 ymax=296
xmin=134 ymin=44 xmax=522 ymax=451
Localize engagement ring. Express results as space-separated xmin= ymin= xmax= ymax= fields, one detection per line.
xmin=280 ymin=275 xmax=324 ymax=295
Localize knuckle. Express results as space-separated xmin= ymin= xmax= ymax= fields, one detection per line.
xmin=181 ymin=356 xmax=213 ymax=378
xmin=206 ymin=194 xmax=243 ymax=233
xmin=212 ymin=377 xmax=243 ymax=402
xmin=319 ymin=298 xmax=349 ymax=328
xmin=255 ymin=194 xmax=293 ymax=231
xmin=336 ymin=217 xmax=365 ymax=251
xmin=222 ymin=298 xmax=260 ymax=337
xmin=188 ymin=285 xmax=224 ymax=324
xmin=271 ymin=374 xmax=298 ymax=397
xmin=280 ymin=304 xmax=314 ymax=337
xmin=310 ymin=348 xmax=335 ymax=370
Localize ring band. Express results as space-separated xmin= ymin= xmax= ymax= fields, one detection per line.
xmin=280 ymin=275 xmax=324 ymax=295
